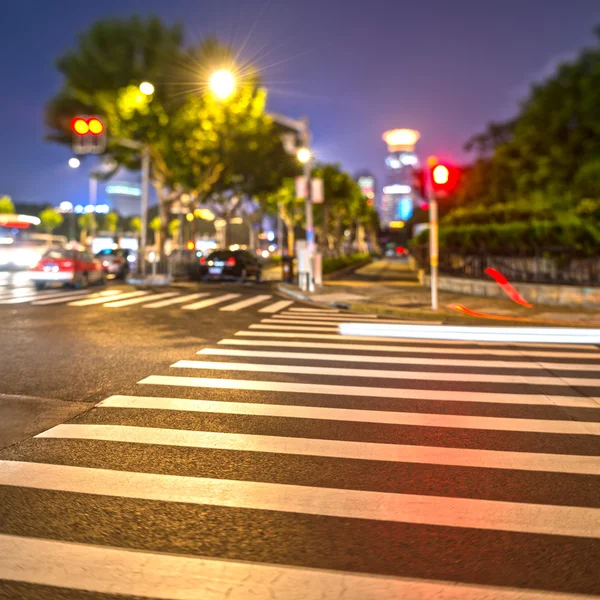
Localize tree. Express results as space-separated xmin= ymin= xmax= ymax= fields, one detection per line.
xmin=168 ymin=218 xmax=180 ymax=241
xmin=129 ymin=216 xmax=142 ymax=234
xmin=149 ymin=216 xmax=162 ymax=247
xmin=78 ymin=213 xmax=96 ymax=244
xmin=46 ymin=21 xmax=294 ymax=259
xmin=101 ymin=212 xmax=119 ymax=233
xmin=38 ymin=208 xmax=64 ymax=233
xmin=263 ymin=179 xmax=304 ymax=254
xmin=0 ymin=196 xmax=15 ymax=214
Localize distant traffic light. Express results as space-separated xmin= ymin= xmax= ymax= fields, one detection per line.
xmin=71 ymin=116 xmax=107 ymax=154
xmin=429 ymin=160 xmax=460 ymax=197
xmin=411 ymin=169 xmax=426 ymax=199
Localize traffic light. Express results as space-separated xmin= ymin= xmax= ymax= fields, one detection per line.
xmin=71 ymin=116 xmax=107 ymax=154
xmin=428 ymin=159 xmax=460 ymax=197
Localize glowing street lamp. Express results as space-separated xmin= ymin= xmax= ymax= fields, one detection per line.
xmin=68 ymin=157 xmax=81 ymax=169
xmin=209 ymin=70 xmax=235 ymax=100
xmin=297 ymin=147 xmax=312 ymax=164
xmin=139 ymin=81 xmax=155 ymax=96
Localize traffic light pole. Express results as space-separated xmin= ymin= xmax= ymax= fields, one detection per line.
xmin=140 ymin=147 xmax=150 ymax=277
xmin=429 ymin=195 xmax=439 ymax=311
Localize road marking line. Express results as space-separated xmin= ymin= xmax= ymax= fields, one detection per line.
xmin=289 ymin=307 xmax=340 ymax=313
xmin=69 ymin=290 xmax=149 ymax=307
xmin=340 ymin=323 xmax=600 ymax=345
xmin=233 ymin=332 xmax=600 ymax=358
xmin=255 ymin=324 xmax=600 ymax=349
xmin=139 ymin=375 xmax=600 ymax=408
xmin=258 ymin=300 xmax=294 ymax=313
xmin=143 ymin=293 xmax=210 ymax=308
xmin=104 ymin=292 xmax=179 ymax=308
xmin=252 ymin=323 xmax=339 ymax=332
xmin=0 ymin=461 xmax=598 ymax=537
xmin=220 ymin=294 xmax=273 ymax=312
xmin=199 ymin=347 xmax=600 ymax=372
xmin=276 ymin=314 xmax=392 ymax=323
xmin=3 ymin=534 xmax=585 ymax=600
xmin=280 ymin=312 xmax=378 ymax=320
xmin=172 ymin=359 xmax=589 ymax=387
xmin=31 ymin=291 xmax=97 ymax=305
xmin=39 ymin=424 xmax=600 ymax=474
xmin=99 ymin=394 xmax=600 ymax=435
xmin=181 ymin=293 xmax=240 ymax=311
xmin=0 ymin=289 xmax=93 ymax=304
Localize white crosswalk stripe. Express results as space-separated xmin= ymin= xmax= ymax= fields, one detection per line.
xmin=220 ymin=294 xmax=273 ymax=311
xmin=258 ymin=299 xmax=294 ymax=313
xmin=181 ymin=293 xmax=241 ymax=310
xmin=1 ymin=318 xmax=599 ymax=598
xmin=68 ymin=290 xmax=149 ymax=306
xmin=143 ymin=292 xmax=210 ymax=308
xmin=104 ymin=292 xmax=179 ymax=308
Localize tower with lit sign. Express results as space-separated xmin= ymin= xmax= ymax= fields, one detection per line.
xmin=381 ymin=129 xmax=420 ymax=228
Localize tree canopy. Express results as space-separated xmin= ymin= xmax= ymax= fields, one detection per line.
xmin=423 ymin=26 xmax=600 ymax=256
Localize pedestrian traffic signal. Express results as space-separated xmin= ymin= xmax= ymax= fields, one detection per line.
xmin=428 ymin=159 xmax=460 ymax=197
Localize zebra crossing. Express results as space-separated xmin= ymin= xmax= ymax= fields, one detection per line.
xmin=0 ymin=311 xmax=599 ymax=598
xmin=0 ymin=286 xmax=296 ymax=314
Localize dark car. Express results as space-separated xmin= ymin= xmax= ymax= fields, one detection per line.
xmin=198 ymin=250 xmax=262 ymax=281
xmin=96 ymin=248 xmax=133 ymax=279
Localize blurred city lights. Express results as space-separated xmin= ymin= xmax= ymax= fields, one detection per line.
xmin=88 ymin=118 xmax=104 ymax=136
xmin=186 ymin=213 xmax=194 ymax=222
xmin=68 ymin=157 xmax=81 ymax=169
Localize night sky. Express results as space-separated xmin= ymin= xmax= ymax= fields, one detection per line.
xmin=1 ymin=0 xmax=599 ymax=208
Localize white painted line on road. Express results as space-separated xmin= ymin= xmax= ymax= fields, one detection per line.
xmin=276 ymin=314 xmax=388 ymax=322
xmin=280 ymin=312 xmax=378 ymax=320
xmin=252 ymin=323 xmax=339 ymax=332
xmin=40 ymin=423 xmax=600 ymax=474
xmin=181 ymin=293 xmax=240 ymax=311
xmin=69 ymin=290 xmax=149 ymax=307
xmin=0 ymin=289 xmax=92 ymax=304
xmin=2 ymin=534 xmax=582 ymax=600
xmin=99 ymin=394 xmax=600 ymax=435
xmin=340 ymin=323 xmax=600 ymax=345
xmin=143 ymin=292 xmax=210 ymax=308
xmin=104 ymin=292 xmax=178 ymax=308
xmin=171 ymin=359 xmax=588 ymax=387
xmin=258 ymin=300 xmax=294 ymax=313
xmin=220 ymin=294 xmax=272 ymax=312
xmin=289 ymin=307 xmax=340 ymax=313
xmin=200 ymin=347 xmax=600 ymax=372
xmin=139 ymin=375 xmax=600 ymax=408
xmin=233 ymin=332 xmax=600 ymax=358
xmin=0 ymin=461 xmax=598 ymax=537
xmin=32 ymin=290 xmax=104 ymax=305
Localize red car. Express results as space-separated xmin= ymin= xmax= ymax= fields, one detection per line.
xmin=30 ymin=248 xmax=105 ymax=290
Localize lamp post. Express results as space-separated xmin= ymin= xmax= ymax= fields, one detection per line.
xmin=297 ymin=140 xmax=314 ymax=292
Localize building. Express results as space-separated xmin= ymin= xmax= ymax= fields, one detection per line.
xmin=355 ymin=171 xmax=377 ymax=207
xmin=104 ymin=181 xmax=142 ymax=217
xmin=380 ymin=129 xmax=421 ymax=228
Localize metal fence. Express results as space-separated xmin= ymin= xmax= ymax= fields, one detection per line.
xmin=412 ymin=246 xmax=600 ymax=286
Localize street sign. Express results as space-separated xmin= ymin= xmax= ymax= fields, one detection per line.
xmin=311 ymin=178 xmax=324 ymax=204
xmin=295 ymin=176 xmax=308 ymax=199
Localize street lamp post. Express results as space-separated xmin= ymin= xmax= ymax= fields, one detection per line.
xmin=297 ymin=137 xmax=314 ymax=292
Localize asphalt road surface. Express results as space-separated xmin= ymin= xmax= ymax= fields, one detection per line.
xmin=0 ymin=275 xmax=599 ymax=599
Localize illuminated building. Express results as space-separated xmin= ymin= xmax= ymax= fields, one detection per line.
xmin=355 ymin=171 xmax=377 ymax=206
xmin=380 ymin=129 xmax=420 ymax=228
xmin=105 ymin=181 xmax=142 ymax=217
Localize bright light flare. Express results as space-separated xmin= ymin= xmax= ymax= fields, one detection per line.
xmin=139 ymin=81 xmax=155 ymax=96
xmin=68 ymin=158 xmax=81 ymax=169
xmin=71 ymin=118 xmax=89 ymax=136
xmin=88 ymin=118 xmax=104 ymax=136
xmin=297 ymin=147 xmax=312 ymax=164
xmin=209 ymin=70 xmax=236 ymax=100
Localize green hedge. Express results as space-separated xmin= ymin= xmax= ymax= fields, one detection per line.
xmin=412 ymin=219 xmax=600 ymax=256
xmin=323 ymin=253 xmax=371 ymax=275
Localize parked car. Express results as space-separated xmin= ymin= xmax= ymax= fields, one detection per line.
xmin=197 ymin=250 xmax=262 ymax=281
xmin=30 ymin=249 xmax=105 ymax=290
xmin=96 ymin=248 xmax=133 ymax=279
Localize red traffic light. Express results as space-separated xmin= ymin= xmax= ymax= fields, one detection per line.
xmin=71 ymin=117 xmax=104 ymax=136
xmin=71 ymin=117 xmax=89 ymax=136
xmin=429 ymin=160 xmax=460 ymax=196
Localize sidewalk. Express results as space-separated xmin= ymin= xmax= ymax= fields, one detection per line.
xmin=279 ymin=259 xmax=600 ymax=326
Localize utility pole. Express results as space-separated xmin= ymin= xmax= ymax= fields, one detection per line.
xmin=140 ymin=146 xmax=150 ymax=277
xmin=301 ymin=117 xmax=314 ymax=292
xmin=426 ymin=157 xmax=439 ymax=311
